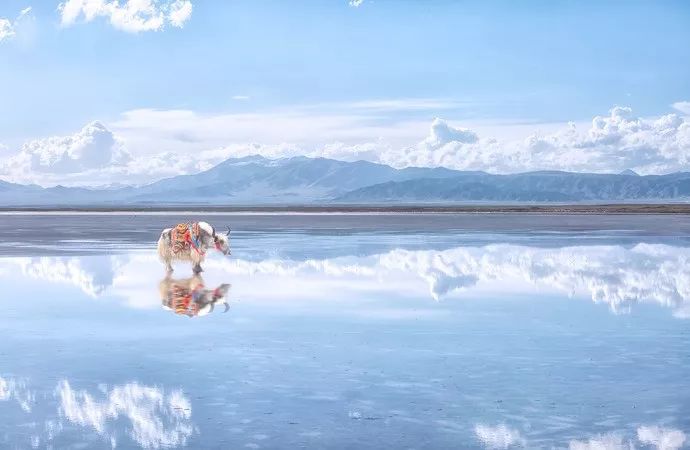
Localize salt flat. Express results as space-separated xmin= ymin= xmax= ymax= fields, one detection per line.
xmin=0 ymin=214 xmax=688 ymax=449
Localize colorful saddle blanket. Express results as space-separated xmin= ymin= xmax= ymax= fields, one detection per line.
xmin=170 ymin=222 xmax=204 ymax=255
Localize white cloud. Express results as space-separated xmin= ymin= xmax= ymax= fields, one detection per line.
xmin=0 ymin=18 xmax=15 ymax=42
xmin=381 ymin=106 xmax=690 ymax=174
xmin=110 ymin=104 xmax=690 ymax=178
xmin=0 ymin=7 xmax=33 ymax=42
xmin=2 ymin=103 xmax=690 ymax=186
xmin=474 ymin=424 xmax=526 ymax=449
xmin=1 ymin=121 xmax=131 ymax=182
xmin=58 ymin=0 xmax=193 ymax=32
xmin=637 ymin=426 xmax=686 ymax=450
xmin=349 ymin=0 xmax=364 ymax=7
xmin=672 ymin=101 xmax=690 ymax=116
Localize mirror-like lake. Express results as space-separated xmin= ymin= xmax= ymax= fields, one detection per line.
xmin=1 ymin=214 xmax=688 ymax=449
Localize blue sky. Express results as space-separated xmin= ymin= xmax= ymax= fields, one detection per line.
xmin=1 ymin=0 xmax=689 ymax=185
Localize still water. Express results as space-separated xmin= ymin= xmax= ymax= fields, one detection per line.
xmin=0 ymin=214 xmax=688 ymax=449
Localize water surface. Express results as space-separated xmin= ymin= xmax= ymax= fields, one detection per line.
xmin=1 ymin=214 xmax=688 ymax=449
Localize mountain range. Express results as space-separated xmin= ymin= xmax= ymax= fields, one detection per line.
xmin=1 ymin=155 xmax=690 ymax=206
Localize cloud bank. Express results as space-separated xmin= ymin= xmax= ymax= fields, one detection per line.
xmin=58 ymin=0 xmax=193 ymax=32
xmin=380 ymin=106 xmax=690 ymax=174
xmin=1 ymin=105 xmax=689 ymax=186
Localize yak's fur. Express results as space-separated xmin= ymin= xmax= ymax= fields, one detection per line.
xmin=157 ymin=221 xmax=230 ymax=273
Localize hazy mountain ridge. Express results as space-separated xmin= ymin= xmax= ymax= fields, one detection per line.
xmin=1 ymin=155 xmax=689 ymax=206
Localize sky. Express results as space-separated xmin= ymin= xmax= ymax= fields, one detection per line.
xmin=0 ymin=0 xmax=689 ymax=186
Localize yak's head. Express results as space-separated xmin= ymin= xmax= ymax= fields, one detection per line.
xmin=213 ymin=227 xmax=231 ymax=256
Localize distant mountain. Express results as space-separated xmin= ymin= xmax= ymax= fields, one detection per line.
xmin=336 ymin=171 xmax=690 ymax=202
xmin=0 ymin=155 xmax=689 ymax=206
xmin=121 ymin=155 xmax=461 ymax=204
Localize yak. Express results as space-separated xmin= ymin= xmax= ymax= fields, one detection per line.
xmin=157 ymin=221 xmax=230 ymax=273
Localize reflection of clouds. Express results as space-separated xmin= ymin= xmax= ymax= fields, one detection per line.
xmin=475 ymin=424 xmax=686 ymax=450
xmin=15 ymin=255 xmax=127 ymax=297
xmin=474 ymin=424 xmax=525 ymax=448
xmin=0 ymin=375 xmax=34 ymax=412
xmin=3 ymin=243 xmax=690 ymax=317
xmin=637 ymin=426 xmax=687 ymax=450
xmin=215 ymin=243 xmax=690 ymax=317
xmin=1 ymin=377 xmax=194 ymax=449
xmin=57 ymin=380 xmax=194 ymax=449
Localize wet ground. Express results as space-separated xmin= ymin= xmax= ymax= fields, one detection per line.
xmin=0 ymin=213 xmax=688 ymax=449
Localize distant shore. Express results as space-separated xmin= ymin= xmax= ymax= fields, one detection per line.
xmin=2 ymin=204 xmax=690 ymax=214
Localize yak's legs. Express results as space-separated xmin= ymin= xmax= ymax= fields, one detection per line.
xmin=164 ymin=260 xmax=174 ymax=273
xmin=193 ymin=263 xmax=203 ymax=274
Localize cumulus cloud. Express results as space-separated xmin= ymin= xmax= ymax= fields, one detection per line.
xmin=474 ymin=424 xmax=526 ymax=448
xmin=115 ymin=104 xmax=690 ymax=179
xmin=3 ymin=121 xmax=130 ymax=177
xmin=0 ymin=7 xmax=33 ymax=42
xmin=58 ymin=0 xmax=193 ymax=32
xmin=2 ymin=104 xmax=690 ymax=186
xmin=0 ymin=121 xmax=213 ymax=186
xmin=349 ymin=0 xmax=364 ymax=7
xmin=381 ymin=106 xmax=690 ymax=175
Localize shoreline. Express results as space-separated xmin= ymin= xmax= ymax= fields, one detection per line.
xmin=1 ymin=204 xmax=690 ymax=214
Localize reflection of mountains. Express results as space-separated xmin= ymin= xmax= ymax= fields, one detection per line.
xmin=0 ymin=375 xmax=194 ymax=449
xmin=9 ymin=243 xmax=690 ymax=317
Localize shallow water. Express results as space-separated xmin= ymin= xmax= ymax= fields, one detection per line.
xmin=1 ymin=214 xmax=688 ymax=449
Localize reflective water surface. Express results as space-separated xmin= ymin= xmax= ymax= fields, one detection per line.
xmin=1 ymin=214 xmax=688 ymax=449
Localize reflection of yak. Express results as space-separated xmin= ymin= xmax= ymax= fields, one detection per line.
xmin=159 ymin=275 xmax=231 ymax=317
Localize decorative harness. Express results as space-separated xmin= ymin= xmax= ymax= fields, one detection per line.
xmin=170 ymin=222 xmax=205 ymax=255
xmin=170 ymin=222 xmax=224 ymax=255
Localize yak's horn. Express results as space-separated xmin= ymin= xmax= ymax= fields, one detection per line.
xmin=226 ymin=226 xmax=231 ymax=235
xmin=223 ymin=303 xmax=230 ymax=313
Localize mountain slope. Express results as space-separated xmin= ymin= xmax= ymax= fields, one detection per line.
xmin=127 ymin=155 xmax=461 ymax=203
xmin=1 ymin=155 xmax=690 ymax=206
xmin=336 ymin=171 xmax=690 ymax=202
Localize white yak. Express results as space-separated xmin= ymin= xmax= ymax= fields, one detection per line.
xmin=157 ymin=221 xmax=230 ymax=273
